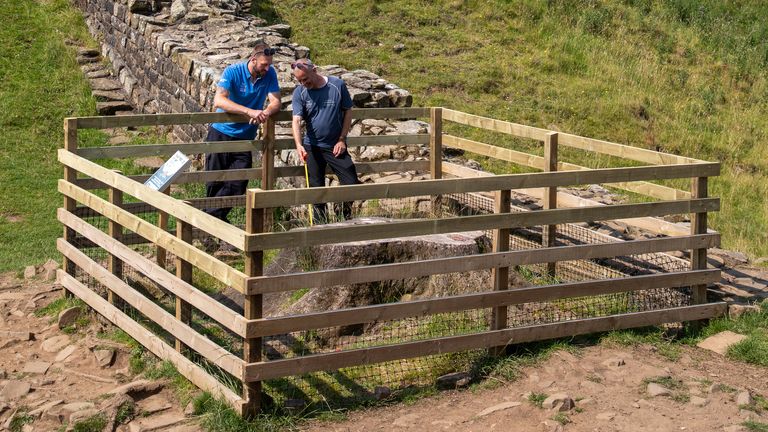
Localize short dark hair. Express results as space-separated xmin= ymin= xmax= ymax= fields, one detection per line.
xmin=250 ymin=42 xmax=272 ymax=58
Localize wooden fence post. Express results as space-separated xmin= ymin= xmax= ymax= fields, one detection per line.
xmin=430 ymin=107 xmax=443 ymax=216
xmin=261 ymin=119 xmax=275 ymax=231
xmin=157 ymin=188 xmax=171 ymax=268
xmin=243 ymin=190 xmax=264 ymax=416
xmin=108 ymin=174 xmax=123 ymax=306
xmin=175 ymin=219 xmax=193 ymax=353
xmin=63 ymin=118 xmax=78 ymax=296
xmin=691 ymin=177 xmax=709 ymax=306
xmin=542 ymin=132 xmax=558 ymax=278
xmin=490 ymin=189 xmax=511 ymax=355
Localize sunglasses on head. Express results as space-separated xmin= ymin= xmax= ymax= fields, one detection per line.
xmin=291 ymin=62 xmax=313 ymax=70
xmin=254 ymin=48 xmax=278 ymax=56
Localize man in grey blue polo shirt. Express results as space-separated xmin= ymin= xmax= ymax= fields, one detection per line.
xmin=204 ymin=42 xmax=281 ymax=223
xmin=291 ymin=59 xmax=360 ymax=223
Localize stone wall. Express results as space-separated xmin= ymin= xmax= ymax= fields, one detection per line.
xmin=74 ymin=0 xmax=413 ymax=142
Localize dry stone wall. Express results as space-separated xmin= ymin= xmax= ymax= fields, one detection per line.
xmin=74 ymin=0 xmax=414 ymax=142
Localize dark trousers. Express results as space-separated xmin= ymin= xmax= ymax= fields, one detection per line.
xmin=204 ymin=126 xmax=252 ymax=222
xmin=305 ymin=145 xmax=360 ymax=222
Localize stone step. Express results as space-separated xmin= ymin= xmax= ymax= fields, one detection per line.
xmin=97 ymin=101 xmax=134 ymax=116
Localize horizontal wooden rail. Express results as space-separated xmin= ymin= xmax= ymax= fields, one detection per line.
xmin=245 ymin=199 xmax=719 ymax=251
xmin=245 ymin=233 xmax=719 ymax=294
xmin=247 ymin=162 xmax=719 ymax=209
xmin=246 ymin=269 xmax=719 ymax=337
xmin=274 ymin=160 xmax=429 ymax=178
xmin=77 ymin=141 xmax=259 ymax=160
xmin=442 ymin=109 xmax=704 ymax=165
xmin=244 ymin=302 xmax=726 ymax=381
xmin=57 ymin=185 xmax=249 ymax=293
xmin=72 ymin=108 xmax=430 ymax=129
xmin=59 ymin=210 xmax=248 ymax=336
xmin=273 ymin=134 xmax=430 ymax=151
xmin=59 ymin=149 xmax=246 ymax=249
xmin=443 ymin=134 xmax=691 ymax=201
xmin=76 ymin=168 xmax=264 ymax=190
xmin=58 ymin=271 xmax=245 ymax=411
xmin=58 ymin=239 xmax=244 ymax=378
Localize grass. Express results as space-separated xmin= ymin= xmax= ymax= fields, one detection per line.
xmin=527 ymin=392 xmax=548 ymax=408
xmin=261 ymin=0 xmax=768 ymax=261
xmin=744 ymin=420 xmax=768 ymax=432
xmin=71 ymin=415 xmax=107 ymax=432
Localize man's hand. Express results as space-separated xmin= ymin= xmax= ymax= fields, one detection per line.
xmin=333 ymin=140 xmax=347 ymax=157
xmin=246 ymin=109 xmax=269 ymax=125
xmin=296 ymin=146 xmax=307 ymax=162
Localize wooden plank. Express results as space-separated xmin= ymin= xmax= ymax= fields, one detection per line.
xmin=76 ymin=112 xmax=252 ymax=129
xmin=56 ymin=242 xmax=244 ymax=379
xmin=58 ymin=183 xmax=249 ymax=293
xmin=441 ymin=162 xmax=693 ymax=236
xmin=63 ymin=120 xmax=79 ymax=285
xmin=76 ymin=168 xmax=264 ymax=190
xmin=443 ymin=134 xmax=691 ymax=201
xmin=247 ymin=162 xmax=719 ymax=209
xmin=156 ymin=188 xmax=170 ymax=269
xmin=691 ymin=177 xmax=709 ymax=305
xmin=543 ymin=132 xmax=558 ymax=277
xmin=263 ymin=107 xmax=431 ymax=123
xmin=430 ymin=107 xmax=443 ymax=215
xmin=243 ymin=303 xmax=726 ymax=381
xmin=441 ymin=109 xmax=705 ymax=165
xmin=246 ymin=234 xmax=720 ymax=294
xmin=242 ymin=191 xmax=264 ymax=416
xmin=245 ymin=199 xmax=719 ymax=250
xmin=262 ymin=119 xmax=275 ymax=191
xmin=274 ymin=160 xmax=429 ymax=178
xmin=76 ymin=141 xmax=258 ymax=160
xmin=57 ymin=271 xmax=245 ymax=412
xmin=58 ymin=209 xmax=247 ymax=336
xmin=175 ymin=220 xmax=193 ymax=353
xmin=490 ymin=189 xmax=510 ymax=348
xmin=59 ymin=149 xmax=246 ymax=249
xmin=246 ymin=270 xmax=720 ymax=338
xmin=107 ymin=185 xmax=123 ymax=305
xmin=273 ymin=134 xmax=430 ymax=151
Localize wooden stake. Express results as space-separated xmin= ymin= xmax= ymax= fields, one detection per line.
xmin=430 ymin=107 xmax=443 ymax=216
xmin=243 ymin=190 xmax=264 ymax=417
xmin=490 ymin=189 xmax=511 ymax=356
xmin=175 ymin=219 xmax=193 ymax=353
xmin=543 ymin=132 xmax=558 ymax=277
xmin=108 ymin=177 xmax=123 ymax=306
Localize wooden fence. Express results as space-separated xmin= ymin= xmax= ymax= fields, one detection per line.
xmin=57 ymin=107 xmax=724 ymax=416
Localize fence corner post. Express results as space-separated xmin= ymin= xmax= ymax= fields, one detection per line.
xmin=243 ymin=189 xmax=264 ymax=417
xmin=430 ymin=107 xmax=443 ymax=216
xmin=490 ymin=188 xmax=511 ymax=356
xmin=542 ymin=132 xmax=558 ymax=278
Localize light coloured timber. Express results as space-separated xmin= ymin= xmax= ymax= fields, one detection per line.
xmin=245 ymin=199 xmax=719 ymax=250
xmin=76 ymin=140 xmax=259 ymax=159
xmin=57 ymin=271 xmax=245 ymax=412
xmin=441 ymin=109 xmax=704 ymax=165
xmin=691 ymin=177 xmax=709 ymax=305
xmin=58 ymin=208 xmax=247 ymax=336
xmin=274 ymin=160 xmax=429 ymax=178
xmin=57 ymin=182 xmax=248 ymax=292
xmin=273 ymin=107 xmax=430 ymax=123
xmin=273 ymin=134 xmax=430 ymax=151
xmin=246 ymin=270 xmax=720 ymax=337
xmin=59 ymin=149 xmax=245 ymax=249
xmin=57 ymin=240 xmax=244 ymax=378
xmin=442 ymin=134 xmax=691 ymax=201
xmin=244 ymin=303 xmax=726 ymax=381
xmin=442 ymin=163 xmax=693 ymax=236
xmin=76 ymin=168 xmax=264 ymax=190
xmin=245 ymin=233 xmax=720 ymax=294
xmin=247 ymin=162 xmax=719 ymax=209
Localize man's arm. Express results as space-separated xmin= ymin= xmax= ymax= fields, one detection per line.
xmin=213 ymin=87 xmax=264 ymax=125
xmin=292 ymin=115 xmax=307 ymax=162
xmin=333 ymin=108 xmax=352 ymax=157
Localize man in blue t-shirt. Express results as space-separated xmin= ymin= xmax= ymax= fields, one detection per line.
xmin=291 ymin=59 xmax=360 ymax=223
xmin=204 ymin=42 xmax=281 ymax=225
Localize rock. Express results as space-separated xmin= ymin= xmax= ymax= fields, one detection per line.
xmin=358 ymin=146 xmax=392 ymax=161
xmin=41 ymin=334 xmax=71 ymax=353
xmin=169 ymin=0 xmax=189 ymax=23
xmin=108 ymin=135 xmax=131 ymax=145
xmin=57 ymin=307 xmax=81 ymax=329
xmin=0 ymin=380 xmax=31 ymax=400
xmin=77 ymin=48 xmax=100 ymax=58
xmin=391 ymin=120 xmax=428 ymax=135
xmin=60 ymin=401 xmax=95 ymax=414
xmin=138 ymin=395 xmax=172 ymax=415
xmin=127 ymin=413 xmax=189 ymax=431
xmin=263 ymin=23 xmax=292 ymax=38
xmin=542 ymin=393 xmax=574 ymax=411
xmin=387 ymin=88 xmax=412 ymax=107
xmin=128 ymin=0 xmax=153 ymax=14
xmin=92 ymin=90 xmax=127 ymax=102
xmin=690 ymin=396 xmax=708 ymax=407
xmin=97 ymin=101 xmax=134 ymax=116
xmin=393 ymin=43 xmax=405 ymax=53
xmin=23 ymin=265 xmax=36 ymax=279
xmin=436 ymin=372 xmax=471 ymax=390
xmin=736 ymin=390 xmax=753 ymax=406
xmin=476 ymin=401 xmax=521 ymax=417
xmin=28 ymin=399 xmax=63 ymax=417
xmin=595 ymin=411 xmax=616 ymax=420
xmin=94 ymin=349 xmax=115 ymax=367
xmin=69 ymin=407 xmax=99 ymax=424
xmin=106 ymin=379 xmax=165 ymax=397
xmin=601 ymin=357 xmax=625 ymax=367
xmin=42 ymin=259 xmax=59 ymax=273
xmin=729 ymin=304 xmax=761 ymax=318
xmin=54 ymin=345 xmax=78 ymax=362
xmin=183 ymin=401 xmax=195 ymax=416
xmin=90 ymin=78 xmax=122 ymax=91
xmin=647 ymin=383 xmax=672 ymax=397
xmin=697 ymin=331 xmax=748 ymax=355
xmin=22 ymin=361 xmax=51 ymax=374
xmin=283 ymin=398 xmax=306 ymax=413
xmin=373 ymin=386 xmax=391 ymax=400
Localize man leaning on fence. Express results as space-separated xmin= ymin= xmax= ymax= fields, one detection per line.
xmin=203 ymin=41 xmax=281 ymax=236
xmin=291 ymin=58 xmax=360 ymax=223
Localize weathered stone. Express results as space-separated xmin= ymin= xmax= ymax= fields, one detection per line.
xmin=729 ymin=304 xmax=761 ymax=318
xmin=137 ymin=394 xmax=172 ymax=415
xmin=373 ymin=386 xmax=391 ymax=400
xmin=77 ymin=48 xmax=100 ymax=58
xmin=70 ymin=407 xmax=100 ymax=424
xmin=54 ymin=344 xmax=77 ymax=362
xmin=0 ymin=381 xmax=30 ymax=400
xmin=697 ymin=331 xmax=747 ymax=355
xmin=92 ymin=90 xmax=126 ymax=102
xmin=41 ymin=334 xmax=71 ymax=353
xmin=22 ymin=361 xmax=51 ymax=374
xmin=94 ymin=349 xmax=115 ymax=367
xmin=134 ymin=156 xmax=165 ymax=169
xmin=97 ymin=101 xmax=134 ymax=115
xmin=23 ymin=265 xmax=36 ymax=279
xmin=393 ymin=43 xmax=405 ymax=53
xmin=106 ymin=379 xmax=165 ymax=396
xmin=647 ymin=383 xmax=672 ymax=397
xmin=127 ymin=413 xmax=189 ymax=431
xmin=690 ymin=395 xmax=708 ymax=407
xmin=388 ymin=88 xmax=412 ymax=107
xmin=476 ymin=401 xmax=521 ymax=417
xmin=736 ymin=390 xmax=753 ymax=406
xmin=542 ymin=393 xmax=574 ymax=411
xmin=436 ymin=372 xmax=471 ymax=390
xmin=28 ymin=399 xmax=63 ymax=417
xmin=128 ymin=0 xmax=153 ymax=14
xmin=169 ymin=0 xmax=189 ymax=23
xmin=91 ymin=78 xmax=122 ymax=91
xmin=57 ymin=307 xmax=81 ymax=329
